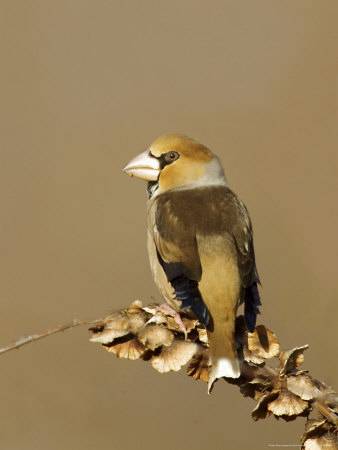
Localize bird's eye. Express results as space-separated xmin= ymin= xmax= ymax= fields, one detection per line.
xmin=159 ymin=151 xmax=180 ymax=168
xmin=164 ymin=151 xmax=179 ymax=163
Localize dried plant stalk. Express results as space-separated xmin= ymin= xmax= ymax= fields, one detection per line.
xmin=0 ymin=300 xmax=336 ymax=449
xmin=89 ymin=300 xmax=338 ymax=449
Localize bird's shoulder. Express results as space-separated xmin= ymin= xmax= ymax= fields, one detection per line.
xmin=153 ymin=185 xmax=252 ymax=239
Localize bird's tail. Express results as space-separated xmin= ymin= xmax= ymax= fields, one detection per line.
xmin=207 ymin=318 xmax=240 ymax=393
xmin=196 ymin=240 xmax=242 ymax=393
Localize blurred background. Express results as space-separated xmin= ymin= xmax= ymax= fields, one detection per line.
xmin=0 ymin=1 xmax=337 ymax=449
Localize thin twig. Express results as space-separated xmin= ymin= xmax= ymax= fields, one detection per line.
xmin=0 ymin=318 xmax=101 ymax=355
xmin=315 ymin=400 xmax=338 ymax=427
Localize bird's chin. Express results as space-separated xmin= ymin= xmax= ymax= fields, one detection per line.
xmin=123 ymin=167 xmax=159 ymax=181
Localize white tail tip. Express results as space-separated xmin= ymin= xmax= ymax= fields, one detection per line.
xmin=208 ymin=358 xmax=240 ymax=393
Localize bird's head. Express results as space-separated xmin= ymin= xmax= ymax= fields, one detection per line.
xmin=123 ymin=134 xmax=227 ymax=196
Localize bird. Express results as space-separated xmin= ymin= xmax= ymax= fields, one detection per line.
xmin=123 ymin=134 xmax=261 ymax=392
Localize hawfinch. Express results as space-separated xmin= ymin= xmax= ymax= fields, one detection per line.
xmin=123 ymin=134 xmax=261 ymax=391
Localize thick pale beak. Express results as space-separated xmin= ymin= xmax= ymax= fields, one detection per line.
xmin=123 ymin=149 xmax=160 ymax=181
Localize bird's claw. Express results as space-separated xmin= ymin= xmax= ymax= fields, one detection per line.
xmin=156 ymin=304 xmax=188 ymax=339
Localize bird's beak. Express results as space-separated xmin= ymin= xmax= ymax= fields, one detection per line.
xmin=123 ymin=149 xmax=160 ymax=181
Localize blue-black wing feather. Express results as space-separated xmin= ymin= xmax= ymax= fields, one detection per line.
xmin=156 ymin=249 xmax=210 ymax=326
xmin=244 ymin=279 xmax=261 ymax=332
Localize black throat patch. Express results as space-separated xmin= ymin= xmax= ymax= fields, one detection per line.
xmin=147 ymin=181 xmax=158 ymax=199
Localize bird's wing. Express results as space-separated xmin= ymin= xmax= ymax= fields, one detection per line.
xmin=229 ymin=196 xmax=261 ymax=332
xmin=153 ymin=194 xmax=209 ymax=325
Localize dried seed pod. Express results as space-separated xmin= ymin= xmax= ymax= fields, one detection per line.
xmin=252 ymin=391 xmax=279 ymax=421
xmin=142 ymin=303 xmax=159 ymax=315
xmin=240 ymin=383 xmax=258 ymax=400
xmin=137 ymin=324 xmax=174 ymax=351
xmin=301 ymin=418 xmax=328 ymax=444
xmin=164 ymin=316 xmax=197 ymax=335
xmin=279 ymin=345 xmax=308 ymax=375
xmin=248 ymin=325 xmax=280 ymax=359
xmin=243 ymin=347 xmax=265 ymax=365
xmin=240 ymin=373 xmax=273 ymax=401
xmin=151 ymin=341 xmax=199 ymax=373
xmin=104 ymin=337 xmax=145 ymax=360
xmin=89 ymin=328 xmax=125 ymax=344
xmin=197 ymin=327 xmax=208 ymax=345
xmin=146 ymin=313 xmax=168 ymax=326
xmin=89 ymin=312 xmax=130 ymax=343
xmin=182 ymin=317 xmax=199 ymax=334
xmin=103 ymin=312 xmax=130 ymax=330
xmin=287 ymin=374 xmax=322 ymax=401
xmin=304 ymin=433 xmax=338 ymax=449
xmin=126 ymin=310 xmax=148 ymax=334
xmin=240 ymin=383 xmax=266 ymax=401
xmin=268 ymin=389 xmax=308 ymax=417
xmin=187 ymin=349 xmax=209 ymax=383
xmin=127 ymin=300 xmax=143 ymax=313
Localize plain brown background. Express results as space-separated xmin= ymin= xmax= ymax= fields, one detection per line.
xmin=1 ymin=1 xmax=337 ymax=449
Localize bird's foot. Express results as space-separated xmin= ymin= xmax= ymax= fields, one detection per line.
xmin=156 ymin=304 xmax=188 ymax=339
